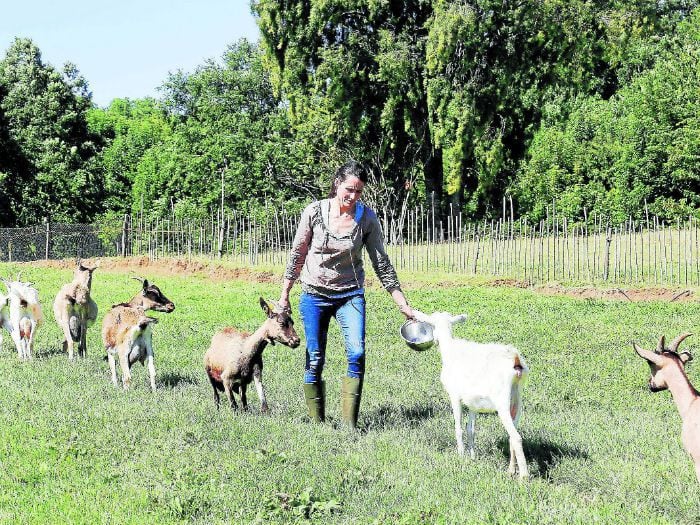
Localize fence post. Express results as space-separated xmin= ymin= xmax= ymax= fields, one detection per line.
xmin=121 ymin=214 xmax=128 ymax=257
xmin=44 ymin=217 xmax=50 ymax=260
xmin=603 ymin=227 xmax=612 ymax=281
xmin=218 ymin=210 xmax=225 ymax=259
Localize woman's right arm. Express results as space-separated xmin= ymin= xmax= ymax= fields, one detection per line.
xmin=279 ymin=204 xmax=315 ymax=309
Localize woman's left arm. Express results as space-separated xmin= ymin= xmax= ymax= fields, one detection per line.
xmin=390 ymin=288 xmax=414 ymax=319
xmin=364 ymin=213 xmax=413 ymax=319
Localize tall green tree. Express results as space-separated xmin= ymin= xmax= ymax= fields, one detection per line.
xmin=0 ymin=38 xmax=102 ymax=225
xmin=254 ymin=0 xmax=439 ymax=216
xmin=516 ymin=7 xmax=700 ymax=222
xmin=88 ymin=98 xmax=172 ymax=216
xmin=123 ymin=40 xmax=303 ymax=219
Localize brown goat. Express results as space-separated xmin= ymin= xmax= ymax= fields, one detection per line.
xmin=101 ymin=278 xmax=175 ymax=390
xmin=633 ymin=333 xmax=700 ymax=483
xmin=53 ymin=260 xmax=99 ymax=359
xmin=204 ymin=298 xmax=300 ymax=411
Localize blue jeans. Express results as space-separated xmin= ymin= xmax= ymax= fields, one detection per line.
xmin=299 ymin=291 xmax=366 ymax=383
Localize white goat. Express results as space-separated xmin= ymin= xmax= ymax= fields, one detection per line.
xmin=412 ymin=309 xmax=529 ymax=480
xmin=2 ymin=276 xmax=44 ymax=360
xmin=53 ymin=260 xmax=99 ymax=359
xmin=0 ymin=290 xmax=10 ymax=350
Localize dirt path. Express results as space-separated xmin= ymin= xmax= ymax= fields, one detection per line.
xmin=22 ymin=257 xmax=698 ymax=303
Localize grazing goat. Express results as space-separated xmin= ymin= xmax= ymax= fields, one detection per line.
xmin=53 ymin=260 xmax=99 ymax=359
xmin=2 ymin=276 xmax=44 ymax=360
xmin=204 ymin=298 xmax=300 ymax=411
xmin=0 ymin=290 xmax=10 ymax=350
xmin=101 ymin=278 xmax=175 ymax=390
xmin=412 ymin=309 xmax=529 ymax=480
xmin=633 ymin=333 xmax=700 ymax=483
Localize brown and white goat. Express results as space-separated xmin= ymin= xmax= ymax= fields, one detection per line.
xmin=633 ymin=333 xmax=700 ymax=483
xmin=2 ymin=276 xmax=44 ymax=360
xmin=101 ymin=278 xmax=175 ymax=390
xmin=204 ymin=298 xmax=300 ymax=411
xmin=53 ymin=260 xmax=99 ymax=359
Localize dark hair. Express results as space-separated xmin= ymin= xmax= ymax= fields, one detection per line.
xmin=328 ymin=160 xmax=368 ymax=198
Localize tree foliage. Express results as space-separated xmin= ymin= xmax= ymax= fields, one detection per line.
xmin=0 ymin=38 xmax=102 ymax=225
xmin=1 ymin=3 xmax=699 ymax=226
xmin=516 ymin=8 xmax=700 ymax=222
xmin=254 ymin=0 xmax=438 ymax=213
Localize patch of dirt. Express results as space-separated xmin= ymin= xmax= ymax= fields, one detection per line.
xmin=17 ymin=257 xmax=699 ymax=302
xmin=529 ymin=284 xmax=695 ymax=303
xmin=489 ymin=278 xmax=532 ymax=289
xmin=28 ymin=257 xmax=280 ymax=284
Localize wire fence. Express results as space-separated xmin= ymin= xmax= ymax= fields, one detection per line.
xmin=1 ymin=207 xmax=699 ymax=286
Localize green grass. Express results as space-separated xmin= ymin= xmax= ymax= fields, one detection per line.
xmin=0 ymin=262 xmax=699 ymax=524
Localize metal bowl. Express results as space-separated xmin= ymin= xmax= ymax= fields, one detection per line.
xmin=400 ymin=320 xmax=435 ymax=351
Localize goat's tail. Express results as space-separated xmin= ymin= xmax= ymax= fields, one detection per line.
xmin=512 ymin=354 xmax=529 ymax=387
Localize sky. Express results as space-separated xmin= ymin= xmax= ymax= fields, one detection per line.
xmin=0 ymin=0 xmax=260 ymax=107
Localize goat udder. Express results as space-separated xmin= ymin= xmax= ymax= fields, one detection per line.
xmin=207 ymin=367 xmax=223 ymax=383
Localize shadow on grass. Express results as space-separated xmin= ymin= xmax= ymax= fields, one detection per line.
xmin=497 ymin=438 xmax=589 ymax=480
xmin=34 ymin=345 xmax=68 ymax=359
xmin=159 ymin=371 xmax=200 ymax=388
xmin=362 ymin=401 xmax=445 ymax=431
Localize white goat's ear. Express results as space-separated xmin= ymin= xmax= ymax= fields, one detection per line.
xmin=411 ymin=309 xmax=428 ymax=323
xmin=451 ymin=314 xmax=468 ymax=324
xmin=633 ymin=342 xmax=662 ymax=365
xmin=680 ymin=351 xmax=693 ymax=365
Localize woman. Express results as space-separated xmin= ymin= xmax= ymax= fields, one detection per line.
xmin=279 ymin=160 xmax=413 ymax=428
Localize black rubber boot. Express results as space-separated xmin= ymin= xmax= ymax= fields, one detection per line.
xmin=303 ymin=381 xmax=326 ymax=423
xmin=340 ymin=376 xmax=363 ymax=429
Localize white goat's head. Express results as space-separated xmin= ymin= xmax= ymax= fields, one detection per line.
xmin=633 ymin=333 xmax=693 ymax=392
xmin=412 ymin=310 xmax=467 ymax=340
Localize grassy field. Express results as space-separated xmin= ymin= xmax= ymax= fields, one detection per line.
xmin=0 ymin=260 xmax=699 ymax=524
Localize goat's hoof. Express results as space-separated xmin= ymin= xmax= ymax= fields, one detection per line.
xmin=261 ymin=404 xmax=270 ymax=413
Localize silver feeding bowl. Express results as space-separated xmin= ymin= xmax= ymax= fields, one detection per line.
xmin=400 ymin=320 xmax=435 ymax=351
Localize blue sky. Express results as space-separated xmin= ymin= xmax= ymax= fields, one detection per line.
xmin=0 ymin=0 xmax=260 ymax=107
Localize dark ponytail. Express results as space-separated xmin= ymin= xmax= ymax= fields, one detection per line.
xmin=328 ymin=160 xmax=368 ymax=198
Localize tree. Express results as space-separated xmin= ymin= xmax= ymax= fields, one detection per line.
xmin=0 ymin=38 xmax=102 ymax=225
xmin=254 ymin=0 xmax=439 ymax=219
xmin=88 ymin=98 xmax=172 ymax=215
xmin=117 ymin=40 xmax=306 ymax=219
xmin=515 ymin=7 xmax=700 ymax=222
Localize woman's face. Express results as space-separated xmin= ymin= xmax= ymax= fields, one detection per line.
xmin=335 ymin=176 xmax=365 ymax=209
